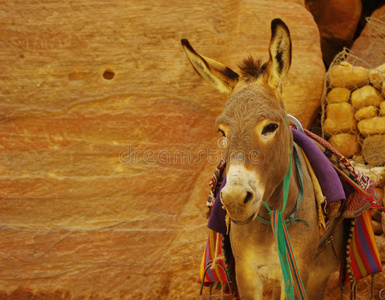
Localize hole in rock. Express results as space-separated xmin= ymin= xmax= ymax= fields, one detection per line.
xmin=103 ymin=70 xmax=115 ymax=80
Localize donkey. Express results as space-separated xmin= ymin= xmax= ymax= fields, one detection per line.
xmin=182 ymin=19 xmax=345 ymax=299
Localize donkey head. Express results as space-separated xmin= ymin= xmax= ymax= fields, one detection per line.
xmin=182 ymin=19 xmax=293 ymax=223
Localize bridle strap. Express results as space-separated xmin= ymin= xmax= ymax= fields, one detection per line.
xmin=259 ymin=143 xmax=308 ymax=227
xmin=261 ymin=111 xmax=308 ymax=300
xmin=286 ymin=143 xmax=307 ymax=226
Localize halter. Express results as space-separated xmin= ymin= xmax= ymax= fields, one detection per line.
xmin=260 ymin=113 xmax=308 ymax=300
xmin=256 ymin=143 xmax=308 ymax=227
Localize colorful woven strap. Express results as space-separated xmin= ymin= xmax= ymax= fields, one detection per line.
xmin=271 ymin=210 xmax=308 ymax=300
xmin=263 ymin=144 xmax=308 ymax=300
xmin=333 ymin=166 xmax=385 ymax=213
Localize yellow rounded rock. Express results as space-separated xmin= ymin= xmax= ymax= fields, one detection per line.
xmin=328 ymin=133 xmax=360 ymax=158
xmin=369 ymin=63 xmax=385 ymax=90
xmin=351 ymin=85 xmax=383 ymax=110
xmin=323 ymin=102 xmax=357 ymax=136
xmin=355 ymin=106 xmax=378 ymax=121
xmin=380 ymin=102 xmax=385 ymax=116
xmin=362 ymin=134 xmax=385 ymax=165
xmin=328 ymin=62 xmax=369 ymax=89
xmin=358 ymin=117 xmax=385 ymax=136
xmin=326 ymin=87 xmax=350 ymax=103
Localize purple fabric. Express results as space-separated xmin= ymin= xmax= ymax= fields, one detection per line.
xmin=207 ymin=177 xmax=227 ymax=235
xmin=291 ymin=128 xmax=345 ymax=204
xmin=207 ymin=129 xmax=346 ymax=234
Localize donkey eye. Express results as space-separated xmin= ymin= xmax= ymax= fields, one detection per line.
xmin=218 ymin=129 xmax=226 ymax=137
xmin=262 ymin=123 xmax=278 ymax=135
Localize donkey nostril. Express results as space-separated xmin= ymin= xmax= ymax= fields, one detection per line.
xmin=244 ymin=192 xmax=254 ymax=205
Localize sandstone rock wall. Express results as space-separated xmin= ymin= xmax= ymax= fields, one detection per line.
xmin=349 ymin=5 xmax=385 ymax=68
xmin=0 ymin=1 xmax=324 ymax=299
xmin=306 ymin=0 xmax=362 ymax=66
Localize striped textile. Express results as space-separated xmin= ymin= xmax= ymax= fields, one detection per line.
xmin=206 ymin=159 xmax=226 ymax=217
xmin=339 ymin=210 xmax=382 ymax=286
xmin=304 ymin=129 xmax=376 ymax=217
xmin=199 ymin=229 xmax=229 ymax=284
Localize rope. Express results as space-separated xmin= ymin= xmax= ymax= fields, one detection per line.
xmin=346 ymin=219 xmax=357 ymax=300
xmin=211 ymin=231 xmax=224 ymax=271
xmin=371 ymin=274 xmax=375 ymax=300
xmin=333 ymin=165 xmax=385 ymax=213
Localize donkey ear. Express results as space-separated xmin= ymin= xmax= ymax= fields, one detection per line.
xmin=181 ymin=39 xmax=239 ymax=94
xmin=264 ymin=19 xmax=292 ymax=91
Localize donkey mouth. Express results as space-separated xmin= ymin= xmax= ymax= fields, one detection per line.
xmin=230 ymin=210 xmax=259 ymax=225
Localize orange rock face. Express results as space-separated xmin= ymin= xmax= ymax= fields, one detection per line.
xmin=307 ymin=0 xmax=362 ymax=66
xmin=0 ymin=1 xmax=324 ymax=298
xmin=350 ymin=5 xmax=385 ymax=67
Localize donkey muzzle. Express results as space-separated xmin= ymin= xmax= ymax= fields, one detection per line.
xmin=220 ymin=183 xmax=262 ymax=223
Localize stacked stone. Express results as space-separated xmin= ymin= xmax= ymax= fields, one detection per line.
xmin=324 ymin=61 xmax=385 ymax=165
